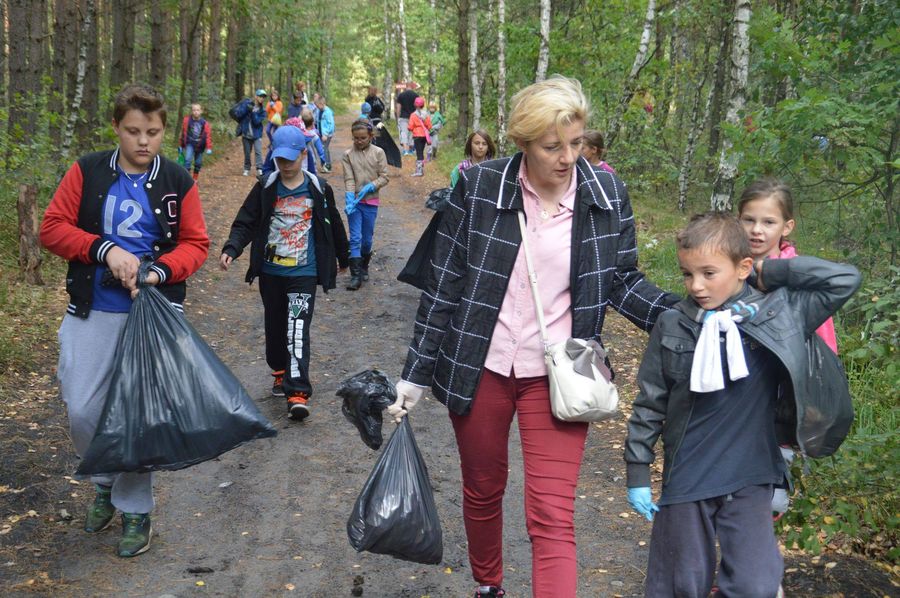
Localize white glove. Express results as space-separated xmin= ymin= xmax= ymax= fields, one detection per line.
xmin=387 ymin=380 xmax=427 ymax=423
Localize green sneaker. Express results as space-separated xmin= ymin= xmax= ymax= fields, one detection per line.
xmin=84 ymin=484 xmax=115 ymax=533
xmin=117 ymin=513 xmax=152 ymax=557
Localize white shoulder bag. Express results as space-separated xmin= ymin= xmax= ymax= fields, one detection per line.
xmin=517 ymin=211 xmax=619 ymax=422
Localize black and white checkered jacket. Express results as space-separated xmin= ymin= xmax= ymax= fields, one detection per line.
xmin=402 ymin=153 xmax=679 ymax=415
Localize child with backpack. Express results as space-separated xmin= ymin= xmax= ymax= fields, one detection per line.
xmin=230 ymin=90 xmax=267 ymax=177
xmin=624 ymin=212 xmax=860 ymax=597
xmin=340 ymin=118 xmax=389 ymax=290
xmin=219 ymin=126 xmax=349 ymax=420
xmin=178 ymin=103 xmax=213 ymax=181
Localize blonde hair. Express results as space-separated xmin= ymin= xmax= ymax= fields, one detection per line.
xmin=507 ymin=75 xmax=590 ymax=145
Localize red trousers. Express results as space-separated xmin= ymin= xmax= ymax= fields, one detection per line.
xmin=449 ymin=369 xmax=588 ymax=597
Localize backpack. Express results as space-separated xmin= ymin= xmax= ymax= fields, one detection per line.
xmin=229 ymin=99 xmax=250 ymax=122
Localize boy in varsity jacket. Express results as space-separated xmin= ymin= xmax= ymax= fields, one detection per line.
xmin=40 ymin=84 xmax=209 ymax=558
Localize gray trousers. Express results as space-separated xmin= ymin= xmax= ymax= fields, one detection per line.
xmin=645 ymin=484 xmax=782 ymax=598
xmin=242 ymin=136 xmax=263 ymax=171
xmin=57 ymin=312 xmax=154 ymax=514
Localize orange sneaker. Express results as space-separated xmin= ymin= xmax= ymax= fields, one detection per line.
xmin=271 ymin=370 xmax=285 ymax=397
xmin=287 ymin=393 xmax=310 ymax=420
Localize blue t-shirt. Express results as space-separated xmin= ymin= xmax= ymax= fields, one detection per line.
xmin=658 ymin=333 xmax=787 ymax=506
xmin=92 ymin=168 xmax=162 ymax=312
xmin=262 ymin=178 xmax=317 ymax=277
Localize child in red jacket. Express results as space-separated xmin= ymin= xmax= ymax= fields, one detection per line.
xmin=179 ymin=103 xmax=213 ymax=181
xmin=40 ymin=84 xmax=209 ymax=558
xmin=407 ymin=97 xmax=431 ymax=177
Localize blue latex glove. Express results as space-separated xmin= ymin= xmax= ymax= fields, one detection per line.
xmin=344 ymin=191 xmax=359 ymax=215
xmin=205 ymin=148 xmax=213 ymax=155
xmin=627 ymin=487 xmax=659 ymax=521
xmin=356 ymin=182 xmax=376 ymax=201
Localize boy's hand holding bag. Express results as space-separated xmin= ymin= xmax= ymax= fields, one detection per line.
xmin=517 ymin=211 xmax=619 ymax=423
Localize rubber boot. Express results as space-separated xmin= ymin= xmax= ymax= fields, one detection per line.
xmin=347 ymin=257 xmax=362 ymax=290
xmin=411 ymin=160 xmax=424 ymax=177
xmin=360 ymin=252 xmax=372 ymax=282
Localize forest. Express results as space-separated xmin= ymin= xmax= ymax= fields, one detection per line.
xmin=0 ymin=0 xmax=897 ymax=573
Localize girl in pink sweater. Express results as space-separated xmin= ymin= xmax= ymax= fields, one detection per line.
xmin=738 ymin=178 xmax=838 ymax=352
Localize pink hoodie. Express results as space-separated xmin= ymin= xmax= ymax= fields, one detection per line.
xmin=773 ymin=241 xmax=839 ymax=353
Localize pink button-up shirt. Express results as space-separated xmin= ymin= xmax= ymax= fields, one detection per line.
xmin=484 ymin=158 xmax=576 ymax=378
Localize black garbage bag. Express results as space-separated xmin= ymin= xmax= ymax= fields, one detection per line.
xmin=425 ymin=187 xmax=452 ymax=212
xmin=347 ymin=418 xmax=443 ymax=564
xmin=775 ymin=334 xmax=854 ymax=458
xmin=76 ymin=280 xmax=277 ymax=476
xmin=338 ymin=369 xmax=397 ymax=450
xmin=373 ymin=125 xmax=402 ymax=168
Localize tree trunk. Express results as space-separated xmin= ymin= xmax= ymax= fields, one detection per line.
xmin=497 ymin=0 xmax=507 ymax=153
xmin=6 ymin=0 xmax=30 ymax=160
xmin=18 ymin=183 xmax=43 ymax=285
xmin=468 ymin=0 xmax=481 ymax=131
xmin=428 ymin=0 xmax=437 ymax=101
xmin=175 ymin=0 xmax=205 ymax=144
xmin=710 ymin=0 xmax=751 ymax=212
xmin=149 ymin=0 xmax=169 ymax=91
xmin=110 ymin=0 xmax=135 ymax=92
xmin=189 ymin=4 xmax=201 ymax=103
xmin=455 ymin=0 xmax=470 ymax=139
xmin=382 ymin=0 xmax=393 ymax=120
xmin=535 ymin=0 xmax=551 ymax=82
xmin=706 ymin=0 xmax=732 ymax=178
xmin=677 ymin=54 xmax=714 ymax=211
xmin=207 ymin=0 xmax=222 ymax=103
xmin=51 ymin=0 xmax=68 ymax=144
xmin=62 ymin=0 xmax=92 ymax=161
xmin=885 ymin=116 xmax=898 ymax=265
xmin=27 ymin=0 xmax=45 ymax=135
xmin=606 ymin=0 xmax=655 ymax=149
xmin=225 ymin=11 xmax=239 ymax=100
xmin=397 ymin=0 xmax=411 ymax=83
xmin=0 ymin=0 xmax=6 ymax=98
xmin=132 ymin=0 xmax=147 ymax=84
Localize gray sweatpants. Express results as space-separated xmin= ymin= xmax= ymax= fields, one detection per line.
xmin=645 ymin=484 xmax=783 ymax=598
xmin=57 ymin=312 xmax=154 ymax=514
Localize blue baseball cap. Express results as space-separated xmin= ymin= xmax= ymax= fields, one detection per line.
xmin=271 ymin=126 xmax=307 ymax=161
xmin=255 ymin=88 xmax=267 ymax=97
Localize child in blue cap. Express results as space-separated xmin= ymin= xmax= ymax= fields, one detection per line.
xmin=219 ymin=126 xmax=349 ymax=420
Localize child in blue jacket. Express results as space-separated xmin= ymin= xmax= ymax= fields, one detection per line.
xmin=239 ymin=90 xmax=267 ymax=177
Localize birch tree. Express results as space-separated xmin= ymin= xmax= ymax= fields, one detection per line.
xmin=62 ymin=0 xmax=93 ymax=161
xmin=678 ymin=53 xmax=714 ymax=210
xmin=398 ymin=0 xmax=411 ymax=83
xmin=710 ymin=0 xmax=751 ymax=212
xmin=469 ymin=0 xmax=481 ymax=130
xmin=382 ymin=0 xmax=394 ymax=120
xmin=428 ymin=0 xmax=437 ymax=101
xmin=535 ymin=0 xmax=551 ymax=82
xmin=497 ymin=0 xmax=507 ymax=153
xmin=605 ymin=0 xmax=656 ymax=149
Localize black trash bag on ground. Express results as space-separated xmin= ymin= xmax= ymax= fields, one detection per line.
xmin=338 ymin=369 xmax=397 ymax=450
xmin=76 ymin=274 xmax=277 ymax=476
xmin=347 ymin=417 xmax=443 ymax=564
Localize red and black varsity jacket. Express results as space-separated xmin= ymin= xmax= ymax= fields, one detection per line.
xmin=40 ymin=149 xmax=210 ymax=318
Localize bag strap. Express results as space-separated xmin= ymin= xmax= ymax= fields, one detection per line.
xmin=517 ymin=211 xmax=551 ymax=349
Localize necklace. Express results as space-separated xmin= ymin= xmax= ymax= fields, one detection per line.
xmin=122 ymin=170 xmax=148 ymax=188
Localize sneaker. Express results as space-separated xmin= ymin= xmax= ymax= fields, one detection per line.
xmin=475 ymin=587 xmax=505 ymax=597
xmin=242 ymin=169 xmax=249 ymax=176
xmin=84 ymin=484 xmax=115 ymax=533
xmin=287 ymin=393 xmax=310 ymax=420
xmin=271 ymin=370 xmax=285 ymax=397
xmin=256 ymin=169 xmax=263 ymax=177
xmin=117 ymin=513 xmax=152 ymax=557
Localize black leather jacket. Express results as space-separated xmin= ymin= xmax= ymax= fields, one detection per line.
xmin=625 ymin=256 xmax=861 ymax=488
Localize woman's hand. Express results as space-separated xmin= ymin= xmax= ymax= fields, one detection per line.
xmin=387 ymin=381 xmax=427 ymax=423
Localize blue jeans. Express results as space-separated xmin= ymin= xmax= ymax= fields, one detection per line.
xmin=347 ymin=203 xmax=378 ymax=258
xmin=184 ymin=145 xmax=203 ymax=173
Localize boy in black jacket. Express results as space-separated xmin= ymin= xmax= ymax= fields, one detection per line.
xmin=624 ymin=212 xmax=860 ymax=597
xmin=220 ymin=126 xmax=349 ymax=420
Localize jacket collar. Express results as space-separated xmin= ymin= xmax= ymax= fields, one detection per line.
xmin=495 ymin=152 xmax=614 ymax=211
xmin=109 ymin=148 xmax=162 ymax=182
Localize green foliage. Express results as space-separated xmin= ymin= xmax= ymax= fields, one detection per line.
xmin=779 ymin=434 xmax=899 ymax=562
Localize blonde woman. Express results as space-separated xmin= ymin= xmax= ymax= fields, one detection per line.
xmin=389 ymin=76 xmax=677 ymax=597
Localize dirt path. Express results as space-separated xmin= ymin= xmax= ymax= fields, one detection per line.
xmin=3 ymin=116 xmax=896 ymax=598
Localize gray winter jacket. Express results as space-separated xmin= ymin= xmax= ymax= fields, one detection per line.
xmin=401 ymin=153 xmax=678 ymax=415
xmin=624 ymin=256 xmax=861 ymax=488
